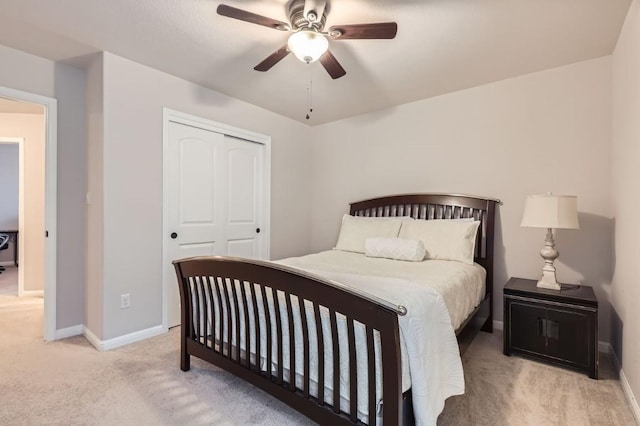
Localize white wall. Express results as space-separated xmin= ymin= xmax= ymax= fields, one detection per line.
xmin=612 ymin=0 xmax=640 ymax=416
xmin=87 ymin=52 xmax=313 ymax=340
xmin=310 ymin=57 xmax=613 ymax=340
xmin=0 ymin=44 xmax=86 ymax=329
xmin=0 ymin=113 xmax=45 ymax=291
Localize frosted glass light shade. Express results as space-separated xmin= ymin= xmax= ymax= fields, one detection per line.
xmin=520 ymin=194 xmax=579 ymax=230
xmin=287 ymin=30 xmax=329 ymax=63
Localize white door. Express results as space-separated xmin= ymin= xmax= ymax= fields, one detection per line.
xmin=225 ymin=135 xmax=265 ymax=258
xmin=165 ymin=121 xmax=268 ymax=328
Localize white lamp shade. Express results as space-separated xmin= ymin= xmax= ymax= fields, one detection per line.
xmin=287 ymin=30 xmax=329 ymax=63
xmin=520 ymin=194 xmax=579 ymax=229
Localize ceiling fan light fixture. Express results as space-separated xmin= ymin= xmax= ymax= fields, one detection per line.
xmin=287 ymin=30 xmax=328 ymax=63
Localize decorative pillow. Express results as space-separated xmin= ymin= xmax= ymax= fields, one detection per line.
xmin=334 ymin=215 xmax=403 ymax=254
xmin=398 ymin=219 xmax=480 ymax=264
xmin=364 ymin=238 xmax=426 ymax=262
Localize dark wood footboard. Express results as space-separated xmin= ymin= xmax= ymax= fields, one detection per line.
xmin=173 ymin=256 xmax=405 ymax=425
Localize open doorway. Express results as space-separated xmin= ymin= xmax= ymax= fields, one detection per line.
xmin=0 ymin=136 xmax=25 ymax=298
xmin=0 ymin=87 xmax=57 ymax=341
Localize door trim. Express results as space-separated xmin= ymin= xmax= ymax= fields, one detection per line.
xmin=0 ymin=85 xmax=57 ymax=342
xmin=161 ymin=108 xmax=271 ymax=331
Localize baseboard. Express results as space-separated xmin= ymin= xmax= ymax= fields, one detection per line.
xmin=21 ymin=289 xmax=44 ymax=297
xmin=55 ymin=324 xmax=83 ymax=340
xmin=493 ymin=320 xmax=503 ymax=331
xmin=609 ymin=345 xmax=640 ymax=425
xmin=598 ymin=341 xmax=611 ymax=354
xmin=83 ymin=325 xmax=166 ymax=352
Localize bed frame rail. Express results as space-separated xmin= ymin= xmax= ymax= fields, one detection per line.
xmin=173 ymin=256 xmax=403 ymax=425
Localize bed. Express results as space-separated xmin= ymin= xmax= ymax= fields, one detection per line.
xmin=173 ymin=193 xmax=499 ymax=425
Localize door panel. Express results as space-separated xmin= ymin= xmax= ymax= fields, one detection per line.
xmin=227 ymin=147 xmax=256 ymax=223
xmin=227 ymin=239 xmax=256 ymax=258
xmin=180 ymin=139 xmax=217 ymax=224
xmin=167 ymin=123 xmax=225 ymax=328
xmin=166 ymin=122 xmax=267 ymax=328
xmin=180 ymin=242 xmax=216 ymax=258
xmin=224 ymin=136 xmax=263 ymax=260
xmin=509 ymin=301 xmax=547 ymax=355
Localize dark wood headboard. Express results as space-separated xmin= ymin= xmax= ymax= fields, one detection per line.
xmin=349 ymin=193 xmax=500 ymax=307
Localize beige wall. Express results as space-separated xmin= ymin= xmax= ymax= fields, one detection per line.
xmin=84 ymin=53 xmax=104 ymax=337
xmin=0 ymin=143 xmax=18 ymax=261
xmin=612 ymin=0 xmax=640 ymax=416
xmin=310 ymin=57 xmax=613 ymax=340
xmin=0 ymin=44 xmax=86 ymax=329
xmin=0 ymin=113 xmax=45 ymax=291
xmin=86 ymin=52 xmax=313 ymax=340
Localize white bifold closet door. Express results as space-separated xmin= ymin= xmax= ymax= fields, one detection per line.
xmin=166 ymin=121 xmax=267 ymax=328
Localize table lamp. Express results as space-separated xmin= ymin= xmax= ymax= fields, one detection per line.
xmin=520 ymin=194 xmax=579 ymax=290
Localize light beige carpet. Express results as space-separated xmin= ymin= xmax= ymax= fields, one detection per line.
xmin=438 ymin=331 xmax=637 ymax=426
xmin=1 ymin=265 xmax=636 ymax=425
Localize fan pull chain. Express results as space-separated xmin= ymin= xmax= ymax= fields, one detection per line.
xmin=306 ymin=64 xmax=313 ymax=120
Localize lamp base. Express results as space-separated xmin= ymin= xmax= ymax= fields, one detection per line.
xmin=537 ymin=269 xmax=561 ymax=291
xmin=536 ymin=228 xmax=562 ymax=290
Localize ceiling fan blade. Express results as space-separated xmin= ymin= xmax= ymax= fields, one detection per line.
xmin=319 ymin=50 xmax=346 ymax=79
xmin=217 ymin=4 xmax=289 ymax=30
xmin=254 ymin=46 xmax=291 ymax=72
xmin=329 ymin=22 xmax=398 ymax=39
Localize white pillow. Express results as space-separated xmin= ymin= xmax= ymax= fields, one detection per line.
xmin=334 ymin=215 xmax=403 ymax=254
xmin=365 ymin=238 xmax=426 ymax=262
xmin=398 ymin=219 xmax=480 ymax=264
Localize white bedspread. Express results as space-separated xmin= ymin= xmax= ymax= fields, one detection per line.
xmin=277 ymin=250 xmax=484 ymax=425
xmin=279 ymin=250 xmax=486 ymax=330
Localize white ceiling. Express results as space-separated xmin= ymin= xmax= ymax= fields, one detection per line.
xmin=0 ymin=0 xmax=631 ymax=125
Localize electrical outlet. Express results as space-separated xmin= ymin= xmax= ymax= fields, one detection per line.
xmin=120 ymin=293 xmax=131 ymax=309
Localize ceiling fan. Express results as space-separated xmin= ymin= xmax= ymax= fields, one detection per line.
xmin=217 ymin=0 xmax=398 ymax=79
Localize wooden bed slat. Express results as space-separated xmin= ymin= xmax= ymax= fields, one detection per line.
xmin=222 ymin=278 xmax=233 ymax=357
xmin=193 ymin=277 xmax=202 ymax=344
xmin=249 ymin=282 xmax=260 ymax=372
xmin=231 ymin=278 xmax=241 ymax=362
xmin=273 ymin=287 xmax=284 ymax=384
xmin=366 ymin=325 xmax=376 ymax=426
xmin=329 ymin=308 xmax=341 ymax=414
xmin=260 ymin=285 xmax=272 ymax=380
xmin=240 ymin=281 xmax=251 ymax=368
xmin=313 ymin=301 xmax=325 ymax=406
xmin=347 ymin=317 xmax=358 ymax=422
xmin=284 ymin=292 xmax=296 ymax=391
xmin=206 ymin=277 xmax=216 ymax=351
xmin=299 ymin=297 xmax=311 ymax=398
xmin=214 ymin=277 xmax=224 ymax=355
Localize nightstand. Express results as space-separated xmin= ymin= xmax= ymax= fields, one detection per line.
xmin=503 ymin=277 xmax=598 ymax=379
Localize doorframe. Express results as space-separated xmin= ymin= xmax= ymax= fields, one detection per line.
xmin=0 ymin=137 xmax=25 ymax=297
xmin=0 ymin=86 xmax=58 ymax=342
xmin=161 ymin=108 xmax=271 ymax=331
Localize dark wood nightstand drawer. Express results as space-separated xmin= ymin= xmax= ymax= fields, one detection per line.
xmin=504 ymin=277 xmax=598 ymax=379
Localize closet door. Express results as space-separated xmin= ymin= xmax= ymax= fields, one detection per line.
xmin=224 ymin=135 xmax=265 ymax=259
xmin=165 ymin=121 xmax=267 ymax=328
